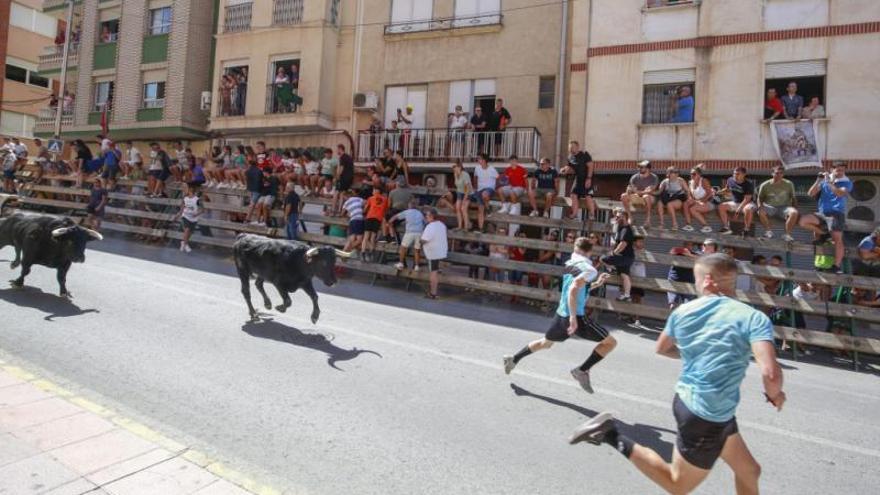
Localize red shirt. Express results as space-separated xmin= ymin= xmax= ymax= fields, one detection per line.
xmin=365 ymin=195 xmax=388 ymax=221
xmin=765 ymin=97 xmax=784 ymax=115
xmin=505 ymin=166 xmax=528 ymax=188
xmin=510 ymin=246 xmax=526 ymax=261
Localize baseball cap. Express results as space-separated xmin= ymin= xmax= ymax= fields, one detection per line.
xmin=638 ymin=160 xmax=651 ymax=169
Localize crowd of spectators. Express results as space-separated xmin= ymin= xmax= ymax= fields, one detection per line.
xmin=765 ymin=81 xmax=825 ymax=120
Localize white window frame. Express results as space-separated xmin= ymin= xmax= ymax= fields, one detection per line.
xmin=0 ymin=111 xmax=36 ymax=138
xmin=384 ymin=85 xmax=428 ymax=129
xmin=148 ymin=6 xmax=173 ymax=35
xmin=10 ymin=3 xmax=57 ymax=37
xmin=388 ymin=0 xmax=433 ymax=33
xmin=453 ymin=0 xmax=501 ymax=27
xmin=94 ymin=81 xmax=114 ymax=112
xmin=143 ymin=81 xmax=166 ymax=109
xmin=641 ymin=68 xmax=696 ymax=124
xmin=448 ymin=79 xmax=496 ymax=114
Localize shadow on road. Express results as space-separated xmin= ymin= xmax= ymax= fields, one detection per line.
xmin=510 ymin=383 xmax=676 ymax=461
xmin=0 ymin=286 xmax=99 ymax=322
xmin=241 ymin=319 xmax=382 ymax=371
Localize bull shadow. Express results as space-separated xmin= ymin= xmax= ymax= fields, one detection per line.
xmin=0 ymin=286 xmax=99 ymax=322
xmin=241 ymin=319 xmax=381 ymax=371
xmin=509 ymin=383 xmax=676 ymax=461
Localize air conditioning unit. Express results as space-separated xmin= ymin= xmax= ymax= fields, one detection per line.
xmin=846 ymin=175 xmax=880 ymax=224
xmin=200 ymin=91 xmax=212 ymax=111
xmin=353 ymin=91 xmax=378 ymax=111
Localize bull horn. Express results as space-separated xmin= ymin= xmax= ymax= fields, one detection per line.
xmin=83 ymin=228 xmax=104 ymax=241
xmin=334 ymin=249 xmax=354 ymax=259
xmin=306 ymin=247 xmax=320 ymax=259
xmin=51 ymin=226 xmax=76 ymax=238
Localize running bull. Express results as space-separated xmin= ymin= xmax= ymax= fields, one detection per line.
xmin=233 ymin=234 xmax=353 ymax=322
xmin=0 ymin=214 xmax=103 ymax=297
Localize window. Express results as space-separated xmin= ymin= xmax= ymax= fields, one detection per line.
xmin=764 ymin=60 xmax=826 ymax=119
xmin=99 ymin=19 xmax=119 ymax=43
xmin=642 ymin=68 xmax=696 ymax=124
xmin=94 ymin=81 xmax=114 ymax=112
xmin=454 ymin=0 xmax=501 ymax=27
xmin=10 ymin=3 xmax=57 ymax=37
xmin=448 ymin=79 xmax=495 ymax=114
xmin=266 ymin=57 xmax=301 ymax=114
xmin=28 ymin=73 xmax=50 ymax=89
xmin=388 ymin=0 xmax=432 ymax=33
xmin=645 ymin=0 xmax=697 ymax=7
xmin=273 ymin=0 xmax=304 ymax=25
xmin=143 ymin=82 xmax=166 ymax=108
xmin=218 ymin=64 xmax=248 ymax=116
xmin=5 ymin=64 xmax=27 ymax=84
xmin=0 ymin=111 xmax=36 ymax=138
xmin=224 ymin=0 xmax=253 ymax=33
xmin=149 ymin=7 xmax=172 ymax=35
xmin=4 ymin=59 xmax=49 ymax=89
xmin=329 ymin=0 xmax=341 ymax=26
xmin=539 ymin=76 xmax=555 ymax=109
xmin=384 ymin=85 xmax=427 ymax=129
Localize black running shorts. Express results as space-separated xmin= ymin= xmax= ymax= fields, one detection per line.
xmin=673 ymin=394 xmax=739 ymax=470
xmin=545 ymin=315 xmax=609 ymax=343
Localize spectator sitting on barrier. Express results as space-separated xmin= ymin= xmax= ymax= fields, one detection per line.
xmin=362 ymin=186 xmax=389 ymax=262
xmin=800 ymin=161 xmax=852 ymax=273
xmin=386 ymin=177 xmax=413 ymax=242
xmin=488 ymin=226 xmax=509 ymax=283
xmin=303 ymin=151 xmax=321 ymax=196
xmin=418 ymin=175 xmax=454 ymax=209
xmin=470 ymin=153 xmax=499 ymax=231
xmin=667 ymin=242 xmax=697 ymax=309
xmin=656 ymin=167 xmax=692 ymax=231
xmin=620 ymin=161 xmax=658 ymax=227
xmin=319 ymin=177 xmax=335 ymax=198
xmin=85 ymin=177 xmax=109 ymax=230
xmin=128 ymin=150 xmax=146 ymax=195
xmin=392 ymin=198 xmax=425 ymax=271
xmin=686 ymin=165 xmax=715 ymax=233
xmin=228 ymin=145 xmax=247 ymax=189
xmin=496 ymin=155 xmax=534 ymax=217
xmin=600 ymin=209 xmax=636 ymax=301
xmin=122 ymin=141 xmax=142 ymax=181
xmin=174 ymin=182 xmax=201 ymax=253
xmin=320 ymin=148 xmax=338 ymax=190
xmin=255 ymin=172 xmax=279 ymax=227
xmin=342 ymin=189 xmax=365 ymax=255
xmin=421 ymin=207 xmax=448 ymax=299
xmin=717 ymin=166 xmax=757 ymax=236
xmin=452 ymin=160 xmax=473 ymax=231
xmin=530 ymin=158 xmax=559 ymax=219
xmin=191 ymin=158 xmax=207 ymax=187
xmin=283 ymin=180 xmax=302 ymax=241
xmin=244 ymin=159 xmax=264 ymax=224
xmin=756 ymin=165 xmax=799 ymax=241
xmin=147 ymin=142 xmax=172 ymax=198
xmin=170 ymin=142 xmax=188 ymax=182
xmin=853 ymin=227 xmax=880 ymax=278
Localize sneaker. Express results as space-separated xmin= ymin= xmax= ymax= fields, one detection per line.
xmin=179 ymin=242 xmax=185 ymax=252
xmin=719 ymin=227 xmax=733 ymax=235
xmin=570 ymin=368 xmax=594 ymax=394
xmin=413 ymin=265 xmax=420 ymax=272
xmin=670 ymin=225 xmax=679 ymax=231
xmin=616 ymin=294 xmax=631 ymax=302
xmin=764 ymin=230 xmax=774 ymax=239
xmin=681 ymin=224 xmax=695 ymax=232
xmin=812 ymin=233 xmax=831 ymax=246
xmin=499 ymin=203 xmax=510 ymax=214
xmin=568 ymin=412 xmax=616 ymax=445
xmin=832 ymin=265 xmax=843 ymax=275
xmin=529 ymin=210 xmax=539 ymax=217
xmin=183 ymin=243 xmax=192 ymax=253
xmin=543 ymin=210 xmax=551 ymax=218
xmin=394 ymin=262 xmax=405 ymax=270
xmin=700 ymin=225 xmax=713 ymax=234
xmin=503 ymin=355 xmax=516 ymax=375
xmin=782 ymin=233 xmax=795 ymax=242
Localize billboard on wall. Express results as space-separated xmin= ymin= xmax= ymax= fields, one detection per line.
xmin=770 ymin=120 xmax=822 ymax=170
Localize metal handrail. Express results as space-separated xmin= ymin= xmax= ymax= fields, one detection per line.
xmin=356 ymin=127 xmax=541 ymax=163
xmin=384 ymin=12 xmax=503 ymax=34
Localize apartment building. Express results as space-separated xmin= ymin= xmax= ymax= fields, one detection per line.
xmin=0 ymin=0 xmax=55 ymax=142
xmin=210 ymin=0 xmax=566 ymax=164
xmin=33 ymin=0 xmax=216 ymax=143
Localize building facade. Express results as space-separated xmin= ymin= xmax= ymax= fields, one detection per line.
xmin=1 ymin=0 xmax=55 ymax=142
xmin=33 ymin=0 xmax=216 ymax=142
xmin=209 ymin=0 xmax=565 ymax=164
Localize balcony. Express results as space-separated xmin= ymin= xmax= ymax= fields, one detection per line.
xmin=34 ymin=108 xmax=73 ymax=133
xmin=385 ymin=13 xmax=503 ymax=35
xmin=265 ymin=83 xmax=300 ymax=115
xmin=38 ymin=43 xmax=78 ymax=73
xmin=356 ymin=128 xmax=541 ymax=164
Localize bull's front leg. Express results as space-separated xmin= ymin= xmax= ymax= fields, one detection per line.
xmin=303 ymin=281 xmax=320 ymax=324
xmin=273 ymin=283 xmax=291 ymax=313
xmin=10 ymin=262 xmax=31 ymax=288
xmin=57 ymin=262 xmax=72 ymax=298
xmin=255 ymin=277 xmax=272 ymax=310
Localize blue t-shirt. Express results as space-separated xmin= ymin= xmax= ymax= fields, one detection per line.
xmin=555 ymin=256 xmax=598 ymax=317
xmin=104 ymin=149 xmax=120 ymax=167
xmin=664 ymin=296 xmax=774 ymax=422
xmin=672 ymin=95 xmax=694 ymax=123
xmin=858 ymin=235 xmax=876 ymax=252
xmin=817 ymin=177 xmax=852 ymax=214
xmin=395 ymin=208 xmax=425 ymax=233
xmin=192 ymin=164 xmax=206 ymax=183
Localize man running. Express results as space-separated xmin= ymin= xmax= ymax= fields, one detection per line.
xmin=568 ymin=253 xmax=785 ymax=495
xmin=503 ymin=236 xmax=615 ymax=393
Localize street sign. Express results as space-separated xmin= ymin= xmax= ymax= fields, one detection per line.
xmin=47 ymin=139 xmax=64 ymax=154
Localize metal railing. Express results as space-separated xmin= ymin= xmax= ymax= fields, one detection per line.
xmin=35 ymin=108 xmax=73 ymax=130
xmin=38 ymin=43 xmax=79 ymax=71
xmin=223 ymin=2 xmax=253 ymax=33
xmin=265 ymin=83 xmax=299 ymax=114
xmin=43 ymin=0 xmax=80 ymax=10
xmin=142 ymin=98 xmax=165 ymax=109
xmin=272 ymin=0 xmax=304 ymax=25
xmin=385 ymin=13 xmax=503 ymax=34
xmin=356 ymin=127 xmax=541 ymax=163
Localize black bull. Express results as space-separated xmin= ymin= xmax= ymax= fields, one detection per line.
xmin=232 ymin=234 xmax=353 ymax=322
xmin=0 ymin=214 xmax=103 ymax=297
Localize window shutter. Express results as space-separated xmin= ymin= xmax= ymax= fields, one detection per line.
xmin=473 ymin=79 xmax=495 ymax=97
xmin=449 ymin=81 xmax=472 ymax=114
xmin=643 ymin=68 xmax=696 ymax=85
xmin=765 ymin=60 xmax=827 ymax=79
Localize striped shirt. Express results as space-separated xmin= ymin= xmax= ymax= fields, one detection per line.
xmin=343 ymin=197 xmax=364 ymax=221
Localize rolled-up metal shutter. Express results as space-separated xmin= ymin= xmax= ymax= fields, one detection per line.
xmin=643 ymin=68 xmax=696 ymax=85
xmin=765 ymin=60 xmax=827 ymax=79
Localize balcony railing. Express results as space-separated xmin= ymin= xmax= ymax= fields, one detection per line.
xmin=356 ymin=128 xmax=541 ymax=163
xmin=34 ymin=108 xmax=73 ymax=131
xmin=385 ymin=13 xmax=503 ymax=35
xmin=43 ymin=0 xmax=81 ymax=11
xmin=265 ymin=83 xmax=300 ymax=114
xmin=38 ymin=43 xmax=79 ymax=72
xmin=223 ymin=2 xmax=253 ymax=33
xmin=272 ymin=0 xmax=304 ymax=26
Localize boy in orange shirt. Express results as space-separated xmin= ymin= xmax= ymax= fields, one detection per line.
xmin=362 ymin=187 xmax=389 ymax=262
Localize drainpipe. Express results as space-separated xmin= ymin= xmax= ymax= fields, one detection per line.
xmin=54 ymin=0 xmax=75 ymax=138
xmin=349 ymin=0 xmax=365 ymax=141
xmin=553 ymin=0 xmax=569 ymax=166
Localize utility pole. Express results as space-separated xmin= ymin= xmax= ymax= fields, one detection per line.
xmin=554 ymin=0 xmax=570 ymax=166
xmin=53 ymin=0 xmax=75 ymax=139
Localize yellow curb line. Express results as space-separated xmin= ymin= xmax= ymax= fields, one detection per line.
xmin=1 ymin=363 xmax=285 ymax=495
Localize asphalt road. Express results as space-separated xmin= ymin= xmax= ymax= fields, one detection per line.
xmin=1 ymin=237 xmax=879 ymax=495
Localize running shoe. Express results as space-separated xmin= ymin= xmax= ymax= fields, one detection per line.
xmin=700 ymin=225 xmax=713 ymax=233
xmin=719 ymin=227 xmax=733 ymax=235
xmin=529 ymin=210 xmax=539 ymax=217
xmin=499 ymin=203 xmax=510 ymax=214
xmin=764 ymin=230 xmax=774 ymax=239
xmin=681 ymin=224 xmax=695 ymax=232
xmin=183 ymin=243 xmax=192 ymax=253
xmin=570 ymin=368 xmax=594 ymax=394
xmin=394 ymin=262 xmax=405 ymax=270
xmin=616 ymin=294 xmax=631 ymax=302
xmin=782 ymin=233 xmax=795 ymax=242
xmin=568 ymin=412 xmax=616 ymax=445
xmin=503 ymin=355 xmax=516 ymax=375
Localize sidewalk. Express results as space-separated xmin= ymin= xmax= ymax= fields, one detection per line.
xmin=0 ymin=365 xmax=256 ymax=495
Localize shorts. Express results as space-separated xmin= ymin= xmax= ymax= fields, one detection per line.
xmin=259 ymin=195 xmax=275 ymax=206
xmin=760 ymin=204 xmax=797 ymax=221
xmin=469 ymin=187 xmax=495 ymax=204
xmin=400 ymin=232 xmax=422 ymax=249
xmin=536 ymin=187 xmax=557 ymax=197
xmin=102 ymin=165 xmax=119 ymax=180
xmin=249 ymin=192 xmax=262 ymax=204
xmin=721 ymin=201 xmax=757 ymax=213
xmin=349 ymin=219 xmax=365 ymax=236
xmin=660 ymin=190 xmax=687 ymax=205
xmin=572 ymin=181 xmax=595 ymax=199
xmin=455 ymin=192 xmax=468 ymax=201
xmin=158 ymin=169 xmax=171 ymax=181
xmin=364 ymin=218 xmax=382 ymax=233
xmin=673 ymin=394 xmax=739 ymax=470
xmin=623 ymin=193 xmax=649 ymax=208
xmin=86 ymin=204 xmax=105 ymax=218
xmin=601 ymin=254 xmax=634 ymax=276
xmin=544 ymin=315 xmax=610 ymax=343
xmin=691 ymin=199 xmax=715 ymax=211
xmin=853 ymin=259 xmax=880 ymax=278
xmin=148 ymin=169 xmax=162 ymax=179
xmin=336 ymin=176 xmax=353 ymax=192
xmin=814 ymin=211 xmax=845 ymax=233
xmin=427 ymin=258 xmax=444 ymax=272
xmin=499 ymin=185 xmax=525 ymax=197
xmin=2 ymin=170 xmax=13 ymax=180
xmin=181 ymin=217 xmax=198 ymax=231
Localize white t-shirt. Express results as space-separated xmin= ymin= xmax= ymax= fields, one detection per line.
xmin=474 ymin=165 xmax=499 ymax=191
xmin=100 ymin=138 xmax=112 ymax=153
xmin=305 ymin=160 xmax=320 ymax=175
xmin=128 ymin=147 xmax=142 ymax=165
xmin=421 ymin=220 xmax=448 ymax=260
xmin=182 ymin=195 xmax=200 ymax=222
xmin=13 ymin=143 xmax=27 ymax=158
xmin=450 ymin=114 xmax=468 ymax=129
